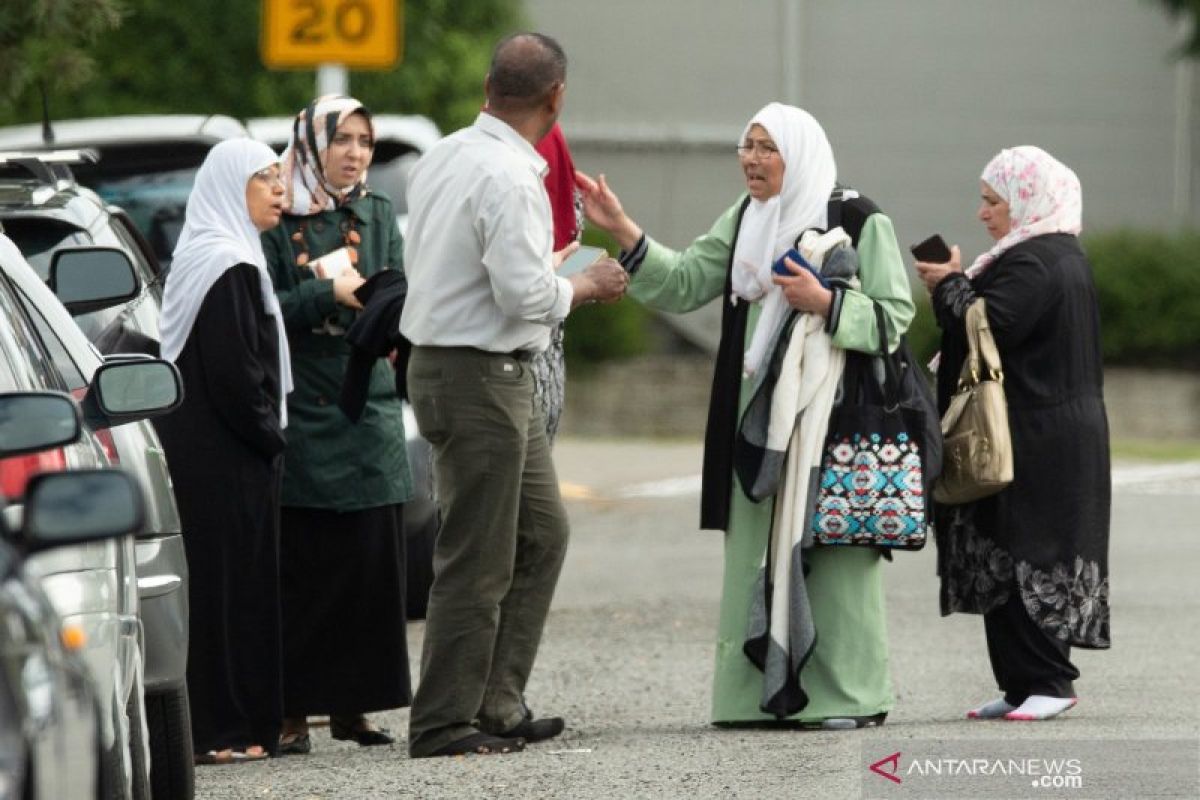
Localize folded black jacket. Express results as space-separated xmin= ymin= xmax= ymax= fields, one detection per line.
xmin=339 ymin=268 xmax=410 ymax=422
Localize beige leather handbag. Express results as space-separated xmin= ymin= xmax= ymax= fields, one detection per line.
xmin=933 ymin=299 xmax=1013 ymax=504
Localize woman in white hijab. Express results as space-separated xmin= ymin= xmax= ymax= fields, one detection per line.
xmin=156 ymin=137 xmax=293 ymax=764
xmin=577 ymin=103 xmax=915 ymax=727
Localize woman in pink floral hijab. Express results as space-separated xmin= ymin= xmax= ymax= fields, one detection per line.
xmin=967 ymin=145 xmax=1083 ymax=277
xmin=916 ymin=145 xmax=1110 ymax=724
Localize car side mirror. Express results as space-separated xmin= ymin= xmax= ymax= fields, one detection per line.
xmin=48 ymin=246 xmax=141 ymax=316
xmin=19 ymin=469 xmax=144 ymax=553
xmin=0 ymin=392 xmax=82 ymax=457
xmin=80 ymin=359 xmax=183 ymax=430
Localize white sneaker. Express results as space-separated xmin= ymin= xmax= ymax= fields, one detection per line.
xmin=966 ymin=697 xmax=1016 ymax=719
xmin=1003 ymin=695 xmax=1077 ymax=721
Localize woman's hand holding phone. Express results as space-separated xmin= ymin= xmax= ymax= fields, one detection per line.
xmin=913 ymin=237 xmax=964 ymax=295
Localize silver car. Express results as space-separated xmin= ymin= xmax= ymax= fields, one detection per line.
xmin=0 ymin=231 xmax=184 ymax=798
xmin=0 ymin=149 xmax=195 ymax=799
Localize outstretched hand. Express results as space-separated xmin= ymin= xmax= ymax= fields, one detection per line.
xmin=575 ymin=170 xmax=643 ymax=251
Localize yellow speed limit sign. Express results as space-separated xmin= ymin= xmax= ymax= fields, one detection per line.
xmin=261 ymin=0 xmax=402 ymax=69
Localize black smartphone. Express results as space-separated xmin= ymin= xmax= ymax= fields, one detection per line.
xmin=910 ymin=234 xmax=952 ymax=263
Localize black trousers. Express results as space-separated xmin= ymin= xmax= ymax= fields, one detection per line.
xmin=984 ymin=592 xmax=1079 ymax=705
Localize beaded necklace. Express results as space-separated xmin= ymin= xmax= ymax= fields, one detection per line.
xmin=290 ymin=215 xmax=362 ymax=273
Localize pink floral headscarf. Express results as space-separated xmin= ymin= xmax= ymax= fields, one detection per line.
xmin=967 ymin=146 xmax=1082 ymax=278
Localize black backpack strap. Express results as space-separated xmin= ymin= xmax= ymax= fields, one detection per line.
xmin=827 ymin=185 xmax=881 ymax=248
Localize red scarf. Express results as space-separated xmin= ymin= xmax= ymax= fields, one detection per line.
xmin=535 ymin=123 xmax=579 ymax=250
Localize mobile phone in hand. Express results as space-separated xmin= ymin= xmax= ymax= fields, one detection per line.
xmin=910 ymin=234 xmax=952 ymax=263
xmin=771 ymin=248 xmax=829 ymax=288
xmin=556 ymin=245 xmax=607 ymax=277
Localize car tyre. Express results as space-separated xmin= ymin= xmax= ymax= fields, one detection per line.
xmin=127 ymin=692 xmax=150 ymax=800
xmin=145 ymin=685 xmax=194 ymax=800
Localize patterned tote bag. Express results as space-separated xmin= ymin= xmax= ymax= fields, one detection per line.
xmin=810 ymin=304 xmax=934 ymax=550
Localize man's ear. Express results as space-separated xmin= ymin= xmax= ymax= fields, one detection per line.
xmin=546 ymin=81 xmax=565 ymax=116
xmin=483 ymin=75 xmax=492 ymax=109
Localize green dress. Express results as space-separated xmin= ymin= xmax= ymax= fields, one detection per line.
xmin=627 ymin=196 xmax=915 ymax=723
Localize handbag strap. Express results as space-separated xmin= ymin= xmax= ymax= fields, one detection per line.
xmin=872 ymin=301 xmax=902 ymax=409
xmin=962 ymin=299 xmax=1004 ymax=386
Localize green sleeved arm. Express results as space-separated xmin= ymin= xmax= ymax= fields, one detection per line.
xmin=262 ymin=227 xmax=338 ymax=332
xmin=831 ymin=213 xmax=916 ymax=354
xmin=626 ymin=199 xmax=743 ymax=314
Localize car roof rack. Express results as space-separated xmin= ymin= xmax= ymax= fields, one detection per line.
xmin=0 ymin=148 xmax=99 ymax=185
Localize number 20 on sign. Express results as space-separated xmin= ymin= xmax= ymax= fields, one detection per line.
xmin=261 ymin=0 xmax=402 ymax=69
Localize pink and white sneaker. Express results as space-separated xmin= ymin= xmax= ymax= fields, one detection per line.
xmin=1003 ymin=695 xmax=1078 ymax=721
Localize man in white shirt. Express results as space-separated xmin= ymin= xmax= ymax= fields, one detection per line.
xmin=401 ymin=32 xmax=628 ymax=758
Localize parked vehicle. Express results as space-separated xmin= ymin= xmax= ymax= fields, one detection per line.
xmin=0 ymin=150 xmax=196 ymax=798
xmin=0 ymin=115 xmax=251 ymax=267
xmin=0 ymin=230 xmax=184 ymax=799
xmin=0 ymin=391 xmax=148 ymax=800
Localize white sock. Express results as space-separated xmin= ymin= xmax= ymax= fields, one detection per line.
xmin=966 ymin=697 xmax=1016 ymax=719
xmin=1004 ymin=695 xmax=1077 ymax=721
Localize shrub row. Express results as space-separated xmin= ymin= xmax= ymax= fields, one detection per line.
xmin=566 ymin=228 xmax=1200 ymax=370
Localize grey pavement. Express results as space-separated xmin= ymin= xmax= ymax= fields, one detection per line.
xmin=197 ymin=439 xmax=1200 ymax=799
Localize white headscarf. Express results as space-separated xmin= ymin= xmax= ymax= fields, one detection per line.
xmin=731 ymin=103 xmax=837 ymax=376
xmin=160 ymin=138 xmax=294 ymax=427
xmin=967 ymin=145 xmax=1083 ymax=278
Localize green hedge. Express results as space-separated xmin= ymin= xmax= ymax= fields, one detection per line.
xmin=561 ymin=227 xmax=651 ymax=365
xmin=565 ymin=228 xmax=1200 ymax=371
xmin=1083 ymin=229 xmax=1200 ymax=368
xmin=905 ymin=230 xmax=1200 ymax=370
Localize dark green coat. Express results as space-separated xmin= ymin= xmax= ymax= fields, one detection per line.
xmin=261 ymin=193 xmax=412 ymax=510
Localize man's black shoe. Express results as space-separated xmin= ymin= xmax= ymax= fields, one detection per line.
xmin=499 ymin=715 xmax=565 ymax=744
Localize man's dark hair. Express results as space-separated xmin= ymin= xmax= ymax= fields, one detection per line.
xmin=486 ymin=32 xmax=566 ymax=112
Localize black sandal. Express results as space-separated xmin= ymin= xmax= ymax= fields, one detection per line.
xmin=278 ymin=731 xmax=312 ymax=755
xmin=330 ymin=715 xmax=395 ymax=746
xmin=421 ymin=732 xmax=526 ymax=758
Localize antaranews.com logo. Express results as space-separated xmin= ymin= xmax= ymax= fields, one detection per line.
xmin=861 ymin=739 xmax=1197 ymax=799
xmin=869 ymin=751 xmax=1083 ymax=789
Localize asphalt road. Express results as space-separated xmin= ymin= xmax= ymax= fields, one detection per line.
xmin=196 ymin=439 xmax=1200 ymax=799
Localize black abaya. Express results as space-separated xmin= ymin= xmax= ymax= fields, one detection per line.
xmin=155 ymin=263 xmax=286 ymax=754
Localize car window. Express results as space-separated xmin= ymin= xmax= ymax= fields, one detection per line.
xmin=93 ymin=167 xmax=197 ymax=265
xmin=13 ymin=286 xmax=88 ymax=392
xmin=1 ymin=217 xmax=90 ymax=280
xmin=0 ymin=275 xmax=65 ymax=393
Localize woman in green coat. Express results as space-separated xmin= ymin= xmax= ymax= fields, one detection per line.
xmin=577 ymin=103 xmax=914 ymax=727
xmin=261 ymin=96 xmax=413 ymax=753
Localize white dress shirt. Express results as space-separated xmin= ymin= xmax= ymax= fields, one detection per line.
xmin=400 ymin=112 xmax=574 ymax=353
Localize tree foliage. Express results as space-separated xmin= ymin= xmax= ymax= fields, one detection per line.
xmin=1156 ymin=0 xmax=1200 ymax=55
xmin=0 ymin=0 xmax=523 ymax=133
xmin=0 ymin=0 xmax=125 ymax=102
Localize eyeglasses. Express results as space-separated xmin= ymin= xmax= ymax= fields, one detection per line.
xmin=736 ymin=142 xmax=780 ymax=160
xmin=252 ymin=167 xmax=284 ymax=187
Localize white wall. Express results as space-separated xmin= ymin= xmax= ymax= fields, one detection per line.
xmin=525 ymin=0 xmax=1195 ymax=348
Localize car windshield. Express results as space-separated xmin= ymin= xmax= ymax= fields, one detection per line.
xmin=92 ymin=167 xmax=196 ymax=266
